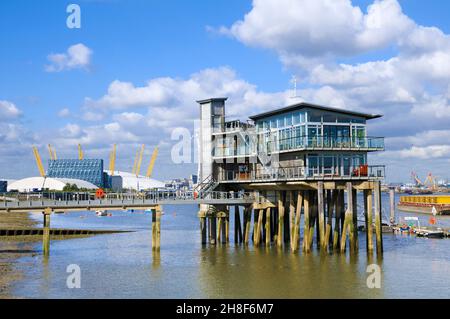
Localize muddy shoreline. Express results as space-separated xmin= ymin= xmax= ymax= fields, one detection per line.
xmin=0 ymin=212 xmax=39 ymax=299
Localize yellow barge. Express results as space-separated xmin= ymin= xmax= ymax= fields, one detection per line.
xmin=398 ymin=195 xmax=450 ymax=215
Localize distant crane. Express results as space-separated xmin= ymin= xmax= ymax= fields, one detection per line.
xmin=146 ymin=147 xmax=159 ymax=178
xmin=78 ymin=144 xmax=84 ymax=160
xmin=411 ymin=171 xmax=438 ymax=191
xmin=109 ymin=144 xmax=117 ymax=176
xmin=135 ymin=144 xmax=145 ymax=177
xmin=32 ymin=146 xmax=46 ymax=177
xmin=47 ymin=144 xmax=57 ymax=160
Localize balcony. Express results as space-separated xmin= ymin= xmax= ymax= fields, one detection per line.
xmin=220 ymin=165 xmax=385 ymax=183
xmin=267 ymin=136 xmax=384 ymax=153
xmin=212 ymin=120 xmax=254 ymax=134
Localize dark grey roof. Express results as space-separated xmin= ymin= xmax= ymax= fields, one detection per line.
xmin=196 ymin=97 xmax=228 ymax=104
xmin=249 ymin=102 xmax=382 ymax=121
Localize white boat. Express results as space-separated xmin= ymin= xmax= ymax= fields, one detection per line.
xmin=96 ymin=210 xmax=108 ymax=216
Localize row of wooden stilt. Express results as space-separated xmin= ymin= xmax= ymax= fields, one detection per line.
xmin=199 ymin=181 xmax=383 ymax=254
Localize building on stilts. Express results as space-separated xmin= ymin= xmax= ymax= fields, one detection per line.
xmin=196 ymin=98 xmax=385 ymax=254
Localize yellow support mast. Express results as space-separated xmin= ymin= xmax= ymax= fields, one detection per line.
xmin=146 ymin=147 xmax=159 ymax=178
xmin=131 ymin=149 xmax=139 ymax=175
xmin=109 ymin=144 xmax=117 ymax=176
xmin=32 ymin=146 xmax=46 ymax=177
xmin=135 ymin=144 xmax=145 ymax=177
xmin=47 ymin=144 xmax=57 ymax=160
xmin=78 ymin=144 xmax=84 ymax=160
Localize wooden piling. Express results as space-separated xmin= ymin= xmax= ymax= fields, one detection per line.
xmin=210 ymin=213 xmax=217 ymax=245
xmin=277 ymin=192 xmax=284 ymax=248
xmin=352 ymin=188 xmax=359 ymax=251
xmin=365 ymin=189 xmax=374 ymax=252
xmin=244 ymin=206 xmax=251 ymax=245
xmin=324 ymin=190 xmax=335 ymax=250
xmin=42 ymin=208 xmax=51 ymax=256
xmin=200 ymin=215 xmax=207 ymax=245
xmin=389 ymin=187 xmax=396 ymax=224
xmin=332 ymin=190 xmax=341 ymax=250
xmin=292 ymin=192 xmax=303 ymax=252
xmin=255 ymin=209 xmax=264 ymax=246
xmin=289 ymin=192 xmax=295 ymax=244
xmin=152 ymin=206 xmax=162 ymax=251
xmin=340 ymin=183 xmax=353 ymax=253
xmin=265 ymin=208 xmax=271 ymax=246
xmin=374 ymin=181 xmax=383 ymax=254
xmin=317 ymin=182 xmax=325 ymax=249
xmin=234 ymin=206 xmax=239 ymax=244
xmin=303 ymin=191 xmax=311 ymax=253
xmin=225 ymin=212 xmax=230 ymax=243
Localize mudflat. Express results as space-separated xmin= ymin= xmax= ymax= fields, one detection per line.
xmin=0 ymin=213 xmax=39 ymax=299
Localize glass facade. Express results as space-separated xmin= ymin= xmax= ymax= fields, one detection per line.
xmin=0 ymin=181 xmax=7 ymax=193
xmin=47 ymin=159 xmax=105 ymax=187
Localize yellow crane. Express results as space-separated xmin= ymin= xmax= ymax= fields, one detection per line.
xmin=146 ymin=147 xmax=159 ymax=178
xmin=109 ymin=144 xmax=117 ymax=176
xmin=135 ymin=144 xmax=145 ymax=177
xmin=78 ymin=144 xmax=84 ymax=160
xmin=47 ymin=144 xmax=57 ymax=160
xmin=32 ymin=146 xmax=46 ymax=177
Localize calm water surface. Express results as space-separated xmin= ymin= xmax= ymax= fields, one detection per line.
xmin=11 ymin=194 xmax=450 ymax=298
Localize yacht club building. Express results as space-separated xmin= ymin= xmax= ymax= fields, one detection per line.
xmin=196 ymin=97 xmax=385 ymax=254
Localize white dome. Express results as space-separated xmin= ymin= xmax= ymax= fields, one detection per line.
xmin=7 ymin=177 xmax=98 ymax=192
xmin=105 ymin=170 xmax=165 ymax=191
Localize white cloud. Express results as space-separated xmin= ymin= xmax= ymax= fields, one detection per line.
xmin=221 ymin=0 xmax=413 ymax=68
xmin=58 ymin=108 xmax=71 ymax=118
xmin=45 ymin=43 xmax=92 ymax=72
xmin=0 ymin=100 xmax=21 ymax=120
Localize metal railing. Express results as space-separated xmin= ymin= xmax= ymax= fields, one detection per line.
xmin=0 ymin=190 xmax=255 ymax=208
xmin=266 ymin=136 xmax=384 ymax=153
xmin=221 ymin=165 xmax=385 ymax=182
xmin=213 ymin=135 xmax=384 ymax=157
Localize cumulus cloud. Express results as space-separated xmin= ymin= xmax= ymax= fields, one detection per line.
xmin=0 ymin=100 xmax=21 ymax=120
xmin=221 ymin=0 xmax=414 ymax=68
xmin=58 ymin=108 xmax=71 ymax=118
xmin=84 ymin=67 xmax=291 ymax=124
xmin=45 ymin=43 xmax=92 ymax=72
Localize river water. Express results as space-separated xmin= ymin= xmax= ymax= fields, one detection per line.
xmin=10 ymin=193 xmax=450 ymax=298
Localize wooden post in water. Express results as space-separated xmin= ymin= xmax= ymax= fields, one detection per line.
xmin=217 ymin=215 xmax=223 ymax=244
xmin=303 ymin=191 xmax=311 ymax=253
xmin=42 ymin=208 xmax=51 ymax=256
xmin=225 ymin=210 xmax=230 ymax=243
xmin=152 ymin=206 xmax=162 ymax=251
xmin=365 ymin=189 xmax=374 ymax=253
xmin=255 ymin=209 xmax=264 ymax=246
xmin=352 ymin=188 xmax=359 ymax=252
xmin=317 ymin=182 xmax=325 ymax=249
xmin=199 ymin=209 xmax=207 ymax=245
xmin=292 ymin=191 xmax=303 ymax=252
xmin=210 ymin=210 xmax=217 ymax=245
xmin=324 ymin=190 xmax=335 ymax=250
xmin=234 ymin=206 xmax=239 ymax=244
xmin=265 ymin=208 xmax=271 ymax=246
xmin=289 ymin=192 xmax=295 ymax=244
xmin=332 ymin=190 xmax=341 ymax=250
xmin=277 ymin=192 xmax=285 ymax=248
xmin=389 ymin=187 xmax=396 ymax=225
xmin=374 ymin=181 xmax=383 ymax=254
xmin=340 ymin=183 xmax=353 ymax=253
xmin=244 ymin=206 xmax=251 ymax=245
xmin=309 ymin=191 xmax=317 ymax=250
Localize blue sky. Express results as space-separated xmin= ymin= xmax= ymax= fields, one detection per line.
xmin=1 ymin=0 xmax=450 ymax=183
